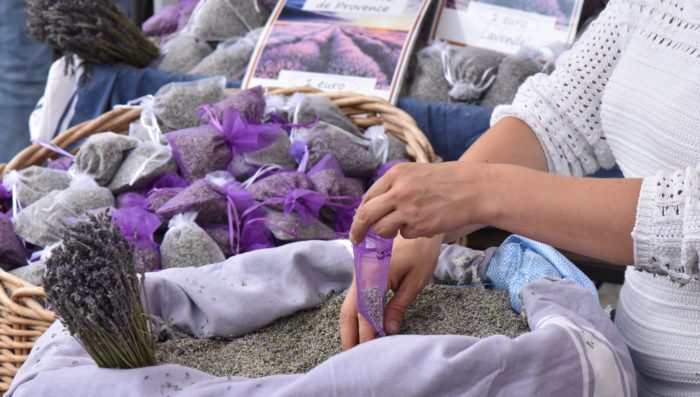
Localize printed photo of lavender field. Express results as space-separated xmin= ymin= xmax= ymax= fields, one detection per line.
xmin=446 ymin=0 xmax=577 ymax=29
xmin=249 ymin=0 xmax=429 ymax=90
xmin=253 ymin=23 xmax=405 ymax=89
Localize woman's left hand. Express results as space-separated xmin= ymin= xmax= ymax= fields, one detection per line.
xmin=349 ymin=161 xmax=491 ymax=244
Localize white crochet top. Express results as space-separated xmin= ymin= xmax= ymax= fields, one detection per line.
xmin=493 ymin=0 xmax=700 ymax=285
xmin=492 ymin=0 xmax=700 ymax=393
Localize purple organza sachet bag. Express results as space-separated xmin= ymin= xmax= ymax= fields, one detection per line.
xmin=353 ymin=230 xmax=393 ymax=336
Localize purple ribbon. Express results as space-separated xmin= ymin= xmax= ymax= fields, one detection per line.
xmin=198 ymin=106 xmax=280 ymax=155
xmin=111 ymin=207 xmax=161 ymax=244
xmin=217 ymin=181 xmax=263 ymax=255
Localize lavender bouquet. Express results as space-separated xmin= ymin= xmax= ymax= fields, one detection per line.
xmin=43 ymin=212 xmax=156 ymax=368
xmin=26 ymin=0 xmax=159 ymax=68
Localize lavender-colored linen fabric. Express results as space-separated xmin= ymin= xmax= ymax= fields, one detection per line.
xmin=8 ymin=241 xmax=636 ymax=396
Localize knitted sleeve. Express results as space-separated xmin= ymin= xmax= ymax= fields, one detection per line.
xmin=491 ymin=0 xmax=629 ymax=176
xmin=632 ymin=167 xmax=700 ymax=284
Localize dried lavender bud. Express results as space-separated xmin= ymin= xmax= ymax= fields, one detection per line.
xmin=481 ymin=55 xmax=542 ymax=108
xmin=157 ymin=285 xmax=529 ymax=378
xmin=360 ymin=286 xmax=385 ymax=334
xmin=200 ymin=223 xmax=234 ymax=257
xmin=296 ymin=123 xmax=379 ymax=177
xmin=26 ymin=0 xmax=159 ymax=68
xmin=190 ymin=30 xmax=260 ymax=80
xmin=289 ymin=94 xmax=360 ymax=135
xmin=166 ymin=125 xmax=231 ymax=182
xmin=153 ymin=77 xmax=226 ymax=131
xmin=157 ymin=179 xmax=228 ymax=223
xmin=448 ymin=46 xmax=504 ymax=103
xmin=160 ymin=213 xmax=226 ymax=269
xmin=2 ymin=167 xmax=72 ymax=207
xmin=74 ymin=132 xmax=139 ymax=186
xmin=108 ymin=141 xmax=177 ymax=194
xmin=14 ymin=178 xmax=115 ymax=247
xmin=43 ymin=212 xmax=156 ymax=368
xmin=265 ymin=210 xmax=336 ymax=241
xmin=186 ymin=0 xmax=271 ymax=42
xmin=157 ymin=34 xmax=213 ymax=74
xmin=247 ymin=172 xmax=313 ymax=210
xmin=10 ymin=261 xmax=45 ymax=287
xmin=0 ymin=213 xmax=26 ymax=270
xmin=133 ymin=243 xmax=161 ymax=273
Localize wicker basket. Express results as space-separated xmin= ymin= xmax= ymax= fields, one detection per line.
xmin=0 ymin=87 xmax=438 ymax=391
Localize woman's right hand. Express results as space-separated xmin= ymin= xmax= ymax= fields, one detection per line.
xmin=339 ymin=234 xmax=442 ymax=350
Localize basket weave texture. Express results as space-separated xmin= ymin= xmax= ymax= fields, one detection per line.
xmin=0 ymin=87 xmax=438 ymax=391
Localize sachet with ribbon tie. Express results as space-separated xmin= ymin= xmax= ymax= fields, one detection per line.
xmin=111 ymin=206 xmax=162 ymax=272
xmin=168 ymin=103 xmax=281 ymax=182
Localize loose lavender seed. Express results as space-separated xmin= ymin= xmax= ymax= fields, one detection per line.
xmin=360 ymin=286 xmax=385 ymax=334
xmin=156 ymin=285 xmax=529 ymax=377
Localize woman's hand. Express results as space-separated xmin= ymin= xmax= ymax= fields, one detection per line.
xmin=349 ymin=162 xmax=490 ymax=244
xmin=339 ymin=235 xmax=442 ymax=350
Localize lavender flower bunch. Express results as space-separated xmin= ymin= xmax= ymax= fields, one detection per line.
xmin=26 ymin=0 xmax=159 ymax=68
xmin=43 ymin=212 xmax=156 ymax=368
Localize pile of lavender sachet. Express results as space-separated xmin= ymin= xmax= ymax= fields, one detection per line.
xmin=0 ymin=83 xmax=411 ymax=286
xmin=143 ymin=0 xmax=276 ymax=81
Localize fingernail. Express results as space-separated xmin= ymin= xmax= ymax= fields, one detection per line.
xmin=386 ymin=320 xmax=401 ymax=335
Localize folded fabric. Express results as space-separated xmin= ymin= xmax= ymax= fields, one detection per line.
xmin=9 ymin=241 xmax=635 ymax=397
xmin=485 ymin=235 xmax=599 ymax=313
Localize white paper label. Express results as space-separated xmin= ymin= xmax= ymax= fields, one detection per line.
xmin=302 ymin=0 xmax=409 ymax=16
xmin=436 ymin=2 xmax=560 ymax=54
xmin=266 ymin=70 xmax=380 ymax=95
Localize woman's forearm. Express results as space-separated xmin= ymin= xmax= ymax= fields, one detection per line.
xmin=441 ymin=117 xmax=549 ymax=242
xmin=476 ymin=164 xmax=641 ymax=265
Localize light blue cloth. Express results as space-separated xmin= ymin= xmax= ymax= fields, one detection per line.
xmin=486 ymin=234 xmax=599 ymax=313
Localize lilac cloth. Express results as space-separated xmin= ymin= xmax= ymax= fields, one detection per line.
xmin=8 ymin=242 xmax=636 ymax=396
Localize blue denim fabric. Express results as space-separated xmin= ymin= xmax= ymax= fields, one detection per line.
xmin=0 ymin=1 xmax=53 ymax=162
xmin=397 ymin=99 xmax=494 ymax=162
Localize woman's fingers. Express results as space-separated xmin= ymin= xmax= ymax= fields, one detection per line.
xmin=350 ymin=193 xmax=396 ymax=243
xmin=358 ymin=314 xmax=377 ymax=344
xmin=372 ymin=210 xmax=405 ymax=239
xmin=339 ymin=278 xmax=359 ymax=351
